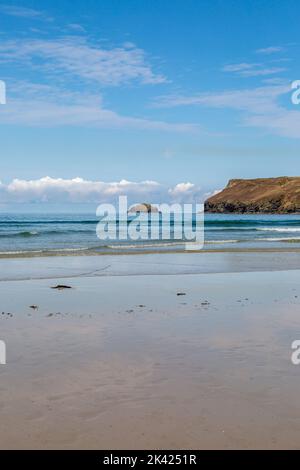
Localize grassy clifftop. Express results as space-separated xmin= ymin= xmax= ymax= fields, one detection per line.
xmin=205 ymin=177 xmax=300 ymax=213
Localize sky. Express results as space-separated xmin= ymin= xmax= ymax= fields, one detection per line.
xmin=0 ymin=0 xmax=300 ymax=208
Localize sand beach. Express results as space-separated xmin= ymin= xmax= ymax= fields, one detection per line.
xmin=0 ymin=252 xmax=300 ymax=449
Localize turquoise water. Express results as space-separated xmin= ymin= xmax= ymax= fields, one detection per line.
xmin=0 ymin=212 xmax=300 ymax=255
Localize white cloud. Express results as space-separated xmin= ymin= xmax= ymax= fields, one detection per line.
xmin=0 ymin=177 xmax=207 ymax=204
xmin=203 ymin=188 xmax=222 ymax=199
xmin=0 ymin=5 xmax=52 ymax=21
xmin=168 ymin=182 xmax=203 ymax=202
xmin=2 ymin=177 xmax=163 ymax=203
xmin=169 ymin=182 xmax=195 ymax=194
xmin=256 ymin=46 xmax=285 ymax=55
xmin=0 ymin=37 xmax=166 ymax=86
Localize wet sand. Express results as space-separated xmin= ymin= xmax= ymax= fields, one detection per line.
xmin=0 ymin=261 xmax=300 ymax=449
xmin=2 ymin=251 xmax=300 ymax=281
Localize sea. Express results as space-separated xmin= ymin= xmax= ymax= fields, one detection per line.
xmin=0 ymin=212 xmax=300 ymax=256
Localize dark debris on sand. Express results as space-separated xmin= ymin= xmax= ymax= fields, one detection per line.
xmin=51 ymin=285 xmax=72 ymax=290
xmin=1 ymin=312 xmax=13 ymax=318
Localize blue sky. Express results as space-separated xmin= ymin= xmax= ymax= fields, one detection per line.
xmin=0 ymin=0 xmax=300 ymax=206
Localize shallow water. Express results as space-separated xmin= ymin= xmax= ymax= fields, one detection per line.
xmin=1 ymin=212 xmax=300 ymax=255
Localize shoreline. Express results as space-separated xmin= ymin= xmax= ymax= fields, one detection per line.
xmin=1 ymin=251 xmax=300 ymax=282
xmin=2 ymin=246 xmax=300 ymax=260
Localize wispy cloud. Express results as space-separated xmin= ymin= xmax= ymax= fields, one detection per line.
xmin=152 ymin=85 xmax=288 ymax=112
xmin=0 ymin=4 xmax=52 ymax=21
xmin=238 ymin=66 xmax=286 ymax=77
xmin=256 ymin=46 xmax=285 ymax=54
xmin=222 ymin=62 xmax=261 ymax=72
xmin=222 ymin=62 xmax=286 ymax=77
xmin=0 ymin=37 xmax=167 ymax=86
xmin=67 ymin=23 xmax=86 ymax=32
xmin=0 ymin=82 xmax=201 ymax=133
xmin=151 ymin=84 xmax=300 ymax=139
xmin=0 ymin=36 xmax=200 ymax=132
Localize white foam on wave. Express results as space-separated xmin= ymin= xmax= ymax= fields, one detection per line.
xmin=260 ymin=237 xmax=300 ymax=242
xmin=257 ymin=227 xmax=300 ymax=232
xmin=0 ymin=247 xmax=90 ymax=255
xmin=206 ymin=239 xmax=239 ymax=244
xmin=107 ymin=242 xmax=184 ymax=249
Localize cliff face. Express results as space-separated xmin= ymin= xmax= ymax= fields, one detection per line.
xmin=205 ymin=177 xmax=300 ymax=213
